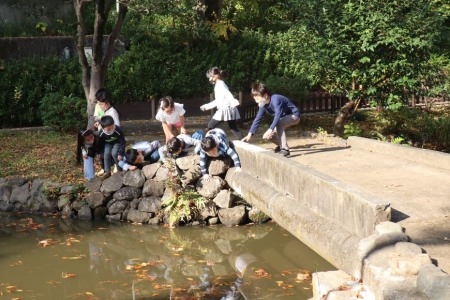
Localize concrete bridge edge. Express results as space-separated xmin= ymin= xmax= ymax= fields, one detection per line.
xmin=226 ymin=140 xmax=450 ymax=299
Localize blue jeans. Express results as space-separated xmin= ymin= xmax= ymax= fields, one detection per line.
xmin=104 ymin=143 xmax=120 ymax=172
xmin=83 ymin=156 xmax=95 ymax=180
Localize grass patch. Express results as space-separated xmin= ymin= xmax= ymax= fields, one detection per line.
xmin=0 ymin=130 xmax=84 ymax=183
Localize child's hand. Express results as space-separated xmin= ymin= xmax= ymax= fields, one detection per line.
xmin=118 ymin=155 xmax=123 ymax=161
xmin=202 ymin=174 xmax=212 ymax=182
xmin=263 ymin=129 xmax=274 ymax=140
xmin=241 ymin=133 xmax=252 ymax=143
xmin=180 ymin=127 xmax=187 ymax=134
xmin=82 ymin=154 xmax=88 ymax=159
xmin=94 ymin=121 xmax=99 ymax=128
xmin=233 ymin=167 xmax=242 ymax=174
xmin=200 ymin=105 xmax=206 ymax=111
xmin=128 ymin=166 xmax=137 ymax=171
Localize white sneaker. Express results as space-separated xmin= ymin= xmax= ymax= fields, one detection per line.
xmin=95 ymin=169 xmax=105 ymax=176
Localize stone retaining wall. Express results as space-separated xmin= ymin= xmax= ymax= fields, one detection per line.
xmin=0 ymin=155 xmax=269 ymax=227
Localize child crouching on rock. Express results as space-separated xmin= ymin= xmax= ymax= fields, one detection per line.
xmin=158 ymin=130 xmax=204 ymax=163
xmin=119 ymin=141 xmax=161 ymax=171
xmin=76 ymin=128 xmax=101 ymax=180
xmin=98 ymin=115 xmax=126 ymax=179
xmin=199 ymin=128 xmax=241 ymax=181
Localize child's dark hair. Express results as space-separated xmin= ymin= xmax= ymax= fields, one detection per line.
xmin=76 ymin=128 xmax=94 ymax=164
xmin=125 ymin=149 xmax=139 ymax=165
xmin=100 ymin=115 xmax=115 ymax=128
xmin=206 ymin=67 xmax=227 ymax=79
xmin=159 ymin=96 xmax=175 ymax=110
xmin=251 ymin=81 xmax=271 ymax=97
xmin=167 ymin=137 xmax=183 ymax=154
xmin=95 ymin=88 xmax=113 ymax=105
xmin=201 ymin=136 xmax=217 ymax=152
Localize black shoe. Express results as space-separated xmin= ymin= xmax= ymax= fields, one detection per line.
xmin=278 ymin=149 xmax=290 ymax=157
xmin=274 ymin=146 xmax=281 ymax=153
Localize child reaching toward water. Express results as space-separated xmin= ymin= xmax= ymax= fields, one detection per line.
xmin=119 ymin=141 xmax=161 ymax=171
xmin=158 ymin=130 xmax=203 ymax=163
xmin=199 ymin=128 xmax=241 ymax=181
xmin=98 ymin=115 xmax=126 ymax=178
xmin=76 ymin=128 xmax=100 ymax=180
xmin=155 ymin=96 xmax=187 ymax=142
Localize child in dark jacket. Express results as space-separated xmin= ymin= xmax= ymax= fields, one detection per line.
xmin=76 ymin=128 xmax=101 ymax=180
xmin=98 ymin=115 xmax=126 ymax=178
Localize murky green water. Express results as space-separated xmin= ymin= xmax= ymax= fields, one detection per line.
xmin=0 ymin=213 xmax=335 ymax=299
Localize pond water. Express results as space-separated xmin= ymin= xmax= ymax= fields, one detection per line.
xmin=0 ymin=213 xmax=335 ymax=299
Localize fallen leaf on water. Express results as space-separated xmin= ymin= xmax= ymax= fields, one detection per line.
xmin=9 ymin=261 xmax=23 ymax=267
xmin=296 ymin=272 xmax=311 ymax=281
xmin=338 ymin=285 xmax=352 ymax=291
xmin=65 ymin=237 xmax=81 ymax=245
xmin=62 ymin=256 xmax=85 ymax=260
xmin=276 ymin=281 xmax=284 ymax=286
xmin=38 ymin=238 xmax=57 ymax=247
xmin=6 ymin=286 xmax=18 ymax=292
xmin=61 ymin=272 xmax=77 ymax=279
xmin=97 ymin=227 xmax=108 ymax=230
xmin=254 ymin=268 xmax=271 ymax=278
xmin=47 ymin=280 xmax=62 ymax=286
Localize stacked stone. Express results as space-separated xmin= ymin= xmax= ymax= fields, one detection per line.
xmin=0 ymin=155 xmax=270 ymax=227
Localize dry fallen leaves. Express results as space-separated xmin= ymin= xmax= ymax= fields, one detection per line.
xmin=61 ymin=272 xmax=77 ymax=279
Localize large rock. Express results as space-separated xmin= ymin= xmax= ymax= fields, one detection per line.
xmin=84 ymin=177 xmax=103 ymax=193
xmin=57 ymin=195 xmax=70 ymax=210
xmin=208 ymin=156 xmax=232 ymax=176
xmin=60 ymin=184 xmax=78 ymax=194
xmin=10 ymin=183 xmax=30 ymax=205
xmin=93 ymin=206 xmax=107 ymax=220
xmin=108 ymin=200 xmax=129 ymax=214
xmin=113 ymin=186 xmax=142 ymax=201
xmin=218 ymin=205 xmax=247 ymax=227
xmin=176 ymin=155 xmax=200 ymax=171
xmin=154 ymin=165 xmax=172 ymax=181
xmin=196 ymin=176 xmax=226 ymax=199
xmin=213 ymin=189 xmax=236 ymax=208
xmin=200 ymin=200 xmax=218 ymax=220
xmin=0 ymin=183 xmax=12 ymax=203
xmin=28 ymin=179 xmax=58 ymax=213
xmin=248 ymin=207 xmax=271 ymax=223
xmin=138 ymin=196 xmax=162 ymax=213
xmin=123 ymin=170 xmax=146 ymax=188
xmin=127 ymin=209 xmax=153 ymax=223
xmin=161 ymin=187 xmax=178 ymax=203
xmin=86 ymin=192 xmax=107 ymax=209
xmin=142 ymin=179 xmax=165 ymax=197
xmin=100 ymin=173 xmax=123 ymax=193
xmin=181 ymin=165 xmax=202 ymax=186
xmin=78 ymin=205 xmax=93 ymax=221
xmin=7 ymin=178 xmax=27 ymax=187
xmin=142 ymin=163 xmax=161 ymax=179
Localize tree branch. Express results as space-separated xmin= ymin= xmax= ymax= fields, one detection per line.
xmin=102 ymin=2 xmax=128 ymax=70
xmin=73 ymin=0 xmax=91 ymax=98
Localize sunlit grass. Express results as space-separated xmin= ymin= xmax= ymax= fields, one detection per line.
xmin=0 ymin=130 xmax=84 ymax=183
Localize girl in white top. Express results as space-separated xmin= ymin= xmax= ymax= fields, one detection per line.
xmin=93 ymin=88 xmax=120 ymax=129
xmin=155 ymin=96 xmax=187 ymax=141
xmin=200 ymin=67 xmax=243 ymax=140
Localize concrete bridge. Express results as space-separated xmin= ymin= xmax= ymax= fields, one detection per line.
xmin=226 ymin=136 xmax=450 ymax=299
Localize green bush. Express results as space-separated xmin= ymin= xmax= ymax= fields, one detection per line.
xmin=0 ymin=57 xmax=82 ymax=128
xmin=39 ymin=93 xmax=86 ymax=131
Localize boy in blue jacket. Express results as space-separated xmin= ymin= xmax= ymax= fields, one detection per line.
xmin=242 ymin=81 xmax=300 ymax=157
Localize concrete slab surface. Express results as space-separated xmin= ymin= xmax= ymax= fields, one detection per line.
xmin=255 ymin=135 xmax=450 ymax=275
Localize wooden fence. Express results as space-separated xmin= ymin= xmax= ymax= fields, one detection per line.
xmin=116 ymin=92 xmax=450 ymax=122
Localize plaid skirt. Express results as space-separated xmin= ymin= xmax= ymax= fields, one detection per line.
xmin=213 ymin=106 xmax=241 ymax=121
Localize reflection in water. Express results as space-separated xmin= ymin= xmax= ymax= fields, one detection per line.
xmin=0 ymin=213 xmax=335 ymax=299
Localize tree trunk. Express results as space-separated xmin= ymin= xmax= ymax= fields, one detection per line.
xmin=73 ymin=0 xmax=127 ymax=129
xmin=333 ymin=100 xmax=357 ymax=137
